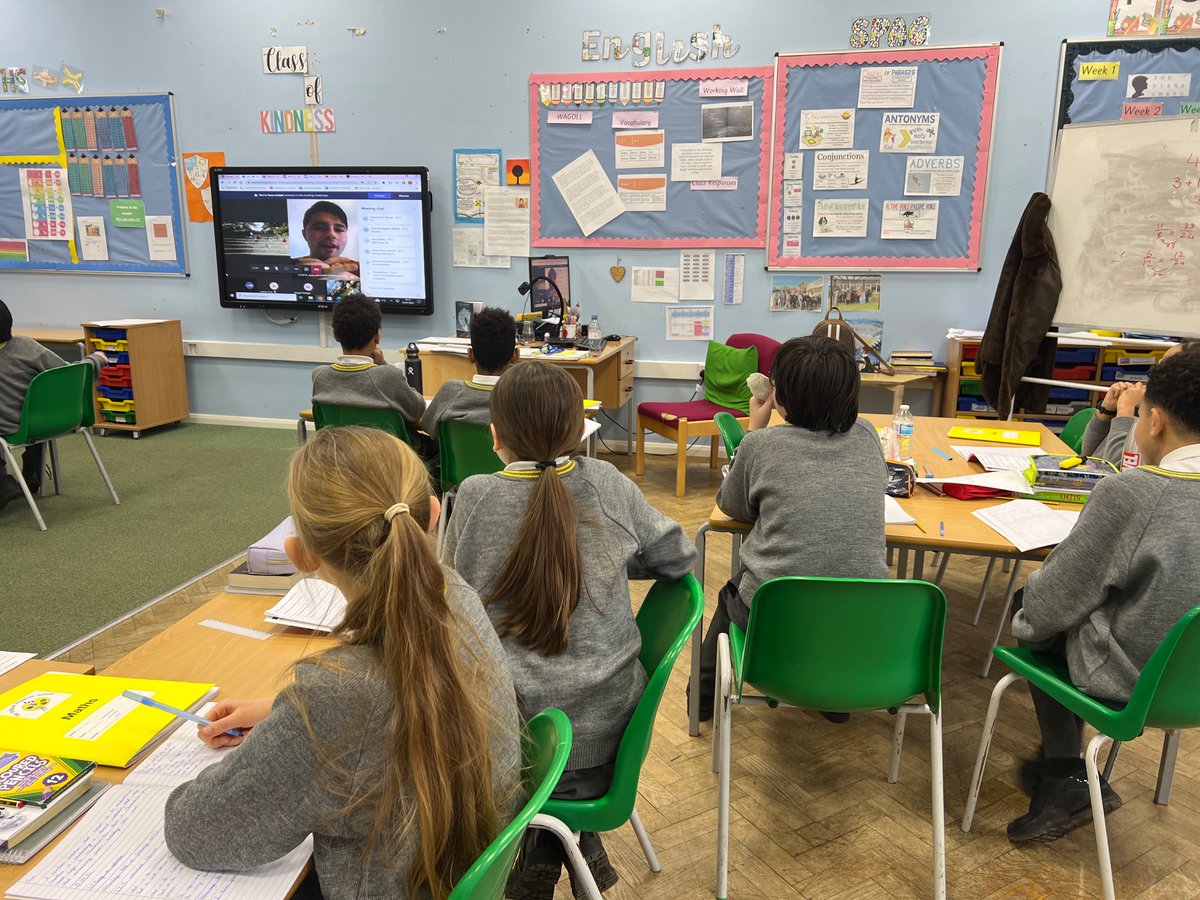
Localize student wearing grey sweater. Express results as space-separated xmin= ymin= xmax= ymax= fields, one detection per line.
xmin=422 ymin=306 xmax=519 ymax=433
xmin=1006 ymin=351 xmax=1200 ymax=844
xmin=695 ymin=336 xmax=887 ymax=722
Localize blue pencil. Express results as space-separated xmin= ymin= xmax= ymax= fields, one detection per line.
xmin=121 ymin=690 xmax=243 ymax=737
xmin=932 ymin=448 xmax=953 ymax=461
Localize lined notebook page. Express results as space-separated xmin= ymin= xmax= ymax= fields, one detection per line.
xmin=8 ymin=785 xmax=311 ymax=900
xmin=125 ymin=703 xmax=229 ymax=788
xmin=264 ymin=579 xmax=347 ymax=632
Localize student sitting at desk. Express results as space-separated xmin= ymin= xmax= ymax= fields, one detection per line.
xmin=694 ymin=335 xmax=888 ymax=722
xmin=441 ymin=362 xmax=695 ymax=899
xmin=0 ymin=299 xmax=109 ymax=511
xmin=422 ymin=306 xmax=518 ymax=433
xmin=1007 ymin=350 xmax=1200 ymax=843
xmin=311 ymin=291 xmax=435 ymax=459
xmin=164 ymin=427 xmax=521 ymax=899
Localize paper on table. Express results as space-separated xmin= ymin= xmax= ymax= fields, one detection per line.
xmin=481 ymin=185 xmax=530 ymax=257
xmin=670 ymin=143 xmax=722 ymax=181
xmin=680 ymin=250 xmax=715 ymax=300
xmin=916 ymin=470 xmax=1034 ymax=494
xmin=9 ymin=784 xmax=312 ymax=900
xmin=951 ymin=445 xmax=1042 ymax=472
xmin=124 ymin=702 xmax=228 ymax=788
xmin=86 ymin=318 xmax=167 ymax=326
xmin=551 ymin=150 xmax=625 ymax=237
xmin=973 ymin=500 xmax=1076 ymax=552
xmin=0 ymin=651 xmax=35 ymax=677
xmin=264 ymin=578 xmax=347 ymax=633
xmin=884 ymin=495 xmax=916 ymax=525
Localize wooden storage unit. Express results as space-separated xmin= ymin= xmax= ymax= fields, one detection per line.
xmin=942 ymin=336 xmax=1169 ymax=431
xmin=82 ymin=319 xmax=189 ymax=438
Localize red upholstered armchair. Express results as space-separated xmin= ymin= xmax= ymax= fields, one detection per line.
xmin=635 ymin=333 xmax=780 ymax=496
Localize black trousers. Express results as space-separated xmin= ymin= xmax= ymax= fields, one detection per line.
xmin=1011 ymin=588 xmax=1084 ymax=759
xmin=696 ymin=581 xmax=750 ymax=716
xmin=0 ymin=441 xmax=45 ymax=491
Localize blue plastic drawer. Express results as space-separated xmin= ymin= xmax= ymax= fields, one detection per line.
xmin=1101 ymin=365 xmax=1151 ymax=382
xmin=97 ymin=385 xmax=134 ymax=401
xmin=957 ymin=397 xmax=996 ymax=413
xmin=1048 ymin=387 xmax=1089 ymax=401
xmin=92 ymin=327 xmax=127 ymax=342
xmin=1055 ymin=347 xmax=1098 ymax=365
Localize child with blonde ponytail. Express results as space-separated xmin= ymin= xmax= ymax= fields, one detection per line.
xmin=164 ymin=426 xmax=521 ymax=899
xmin=441 ymin=361 xmax=695 ymax=898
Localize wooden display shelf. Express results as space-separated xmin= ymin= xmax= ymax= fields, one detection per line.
xmin=83 ymin=319 xmax=189 ymax=439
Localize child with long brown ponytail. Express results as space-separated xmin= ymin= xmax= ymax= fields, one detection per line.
xmin=441 ymin=361 xmax=696 ymax=899
xmin=163 ymin=426 xmax=521 ymax=899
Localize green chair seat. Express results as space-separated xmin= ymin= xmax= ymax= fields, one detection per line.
xmin=435 ymin=419 xmax=504 ymax=553
xmin=712 ymin=411 xmax=745 ymax=462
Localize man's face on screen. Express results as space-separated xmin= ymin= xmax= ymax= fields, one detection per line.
xmin=302 ymin=212 xmax=348 ymax=260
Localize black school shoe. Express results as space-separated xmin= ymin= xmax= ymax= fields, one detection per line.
xmin=569 ymin=831 xmax=619 ymax=897
xmin=0 ymin=476 xmax=22 ymax=512
xmin=505 ymin=830 xmax=562 ymax=900
xmin=1007 ymin=758 xmax=1122 ymax=843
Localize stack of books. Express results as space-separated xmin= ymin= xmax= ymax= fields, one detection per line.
xmin=226 ymin=562 xmax=304 ymax=596
xmin=1023 ymin=454 xmax=1119 ymax=504
xmin=0 ymin=752 xmax=109 ymax=864
xmin=888 ymin=349 xmax=946 ymax=373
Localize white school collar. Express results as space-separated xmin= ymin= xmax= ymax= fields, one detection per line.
xmin=503 ymin=455 xmax=571 ymax=473
xmin=336 ymin=354 xmax=374 ymax=366
xmin=470 ymin=374 xmax=501 ymax=386
xmin=1158 ymin=443 xmax=1200 ymax=474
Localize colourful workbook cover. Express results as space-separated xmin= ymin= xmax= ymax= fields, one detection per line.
xmin=0 ymin=673 xmax=217 ymax=769
xmin=0 ymin=752 xmax=94 ymax=808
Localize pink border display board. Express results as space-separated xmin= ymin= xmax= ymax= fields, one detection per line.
xmin=529 ymin=67 xmax=773 ymax=248
xmin=767 ymin=45 xmax=1001 ymax=271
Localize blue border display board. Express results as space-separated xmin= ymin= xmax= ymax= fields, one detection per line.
xmin=1055 ymin=38 xmax=1200 ymax=134
xmin=0 ymin=93 xmax=187 ymax=275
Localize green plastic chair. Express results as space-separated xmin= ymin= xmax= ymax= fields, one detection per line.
xmin=713 ymin=577 xmax=947 ymax=900
xmin=449 ymin=708 xmax=572 ymax=900
xmin=1059 ymin=406 xmax=1098 ymax=454
xmin=531 ymin=574 xmax=705 ymax=891
xmin=436 ymin=419 xmax=504 ymax=553
xmin=1 ymin=362 xmax=119 ymax=531
xmin=961 ymin=605 xmax=1200 ymax=900
xmin=712 ymin=411 xmax=745 ymax=462
xmin=311 ymin=400 xmax=412 ymax=445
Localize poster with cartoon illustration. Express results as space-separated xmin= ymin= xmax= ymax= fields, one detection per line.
xmin=813 ymin=199 xmax=868 ymax=237
xmin=1108 ymin=0 xmax=1163 ymax=36
xmin=813 ymin=150 xmax=869 ymax=190
xmin=879 ymin=112 xmax=939 ymax=153
xmin=880 ymin=200 xmax=939 ymax=239
xmin=798 ymin=108 xmax=855 ymax=149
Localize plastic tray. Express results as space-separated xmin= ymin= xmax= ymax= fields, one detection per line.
xmin=960 ymin=361 xmax=978 ymax=377
xmin=97 ymin=386 xmax=134 ymax=401
xmin=1052 ymin=365 xmax=1096 ymax=381
xmin=957 ymin=397 xmax=996 ymax=413
xmin=959 ymin=378 xmax=983 ymax=396
xmin=1055 ymin=348 xmax=1099 ymax=365
xmin=92 ymin=327 xmax=127 ymax=342
xmin=1048 ymin=387 xmax=1089 ymax=401
xmin=99 ymin=369 xmax=132 ymax=388
xmin=962 ymin=343 xmax=979 ymax=360
xmin=1101 ymin=365 xmax=1151 ymax=383
xmin=101 ymin=409 xmax=136 ymax=424
xmin=1103 ymin=349 xmax=1163 ymax=365
xmin=98 ymin=397 xmax=136 ymax=412
xmin=89 ymin=337 xmax=129 ymax=352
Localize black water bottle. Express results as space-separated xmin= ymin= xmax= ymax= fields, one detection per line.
xmin=404 ymin=342 xmax=423 ymax=393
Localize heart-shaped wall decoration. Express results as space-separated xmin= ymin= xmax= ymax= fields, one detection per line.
xmin=610 ymin=265 xmax=627 ymax=283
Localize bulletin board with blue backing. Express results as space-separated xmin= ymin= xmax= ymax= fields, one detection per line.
xmin=529 ymin=67 xmax=773 ymax=248
xmin=1053 ymin=37 xmax=1200 ymax=135
xmin=766 ymin=45 xmax=1002 ymax=271
xmin=0 ymin=92 xmax=187 ymax=275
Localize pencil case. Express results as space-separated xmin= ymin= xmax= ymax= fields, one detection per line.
xmin=885 ymin=460 xmax=916 ymax=498
xmin=1023 ymin=454 xmax=1118 ymax=491
xmin=247 ymin=516 xmax=298 ymax=575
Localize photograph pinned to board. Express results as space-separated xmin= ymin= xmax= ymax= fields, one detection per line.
xmin=813 ymin=198 xmax=868 ymax=238
xmin=904 ymin=156 xmax=963 ymax=196
xmin=614 ymin=130 xmax=665 ymax=169
xmin=670 ymin=143 xmax=722 ymax=181
xmin=812 ymin=149 xmax=869 ymax=190
xmin=76 ymin=216 xmax=108 ymax=261
xmin=616 ymin=174 xmax=667 ymax=212
xmin=631 ymin=265 xmax=680 ymax=302
xmin=857 ymin=65 xmax=918 ymax=108
xmin=770 ymin=274 xmax=824 ymax=312
xmin=881 ymin=199 xmax=939 ymax=239
xmin=506 ymin=158 xmax=531 ymax=185
xmin=481 ymin=185 xmax=530 ymax=257
xmin=665 ymin=305 xmax=714 ymax=341
xmin=680 ymin=249 xmax=716 ymax=301
xmin=551 ymin=150 xmax=626 ymax=237
xmin=723 ymin=253 xmax=745 ymax=305
xmin=453 ymin=148 xmax=502 ymax=224
xmin=452 ymin=226 xmax=508 ymax=268
xmin=701 ymin=101 xmax=755 ymax=142
xmin=799 ymin=108 xmax=855 ymax=148
xmin=880 ymin=112 xmax=939 ymax=154
xmin=829 ymin=273 xmax=881 ymax=311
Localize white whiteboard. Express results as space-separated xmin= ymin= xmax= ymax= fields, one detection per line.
xmin=1048 ymin=116 xmax=1200 ymax=336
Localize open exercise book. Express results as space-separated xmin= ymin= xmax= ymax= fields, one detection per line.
xmin=7 ymin=704 xmax=312 ymax=900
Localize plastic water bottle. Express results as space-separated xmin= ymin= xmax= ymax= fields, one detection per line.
xmin=1121 ymin=425 xmax=1141 ymax=470
xmin=588 ymin=314 xmax=602 ymax=354
xmin=893 ymin=404 xmax=914 ymax=459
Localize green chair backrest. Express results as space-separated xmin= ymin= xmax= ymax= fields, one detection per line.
xmin=1125 ymin=604 xmax=1200 ymax=732
xmin=438 ymin=419 xmax=503 ymax=494
xmin=311 ymin=400 xmax=411 ymax=445
xmin=713 ymin=411 xmax=745 ymax=459
xmin=540 ymin=574 xmax=704 ymax=831
xmin=7 ymin=362 xmax=93 ymax=446
xmin=1059 ymin=407 xmax=1097 ymax=455
xmin=449 ymin=708 xmax=572 ymax=899
xmin=740 ymin=577 xmax=946 ymax=714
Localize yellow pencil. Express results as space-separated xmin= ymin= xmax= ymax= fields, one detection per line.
xmin=914 ymin=520 xmax=927 ymax=533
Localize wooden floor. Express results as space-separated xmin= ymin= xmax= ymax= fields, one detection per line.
xmin=52 ymin=448 xmax=1200 ymax=899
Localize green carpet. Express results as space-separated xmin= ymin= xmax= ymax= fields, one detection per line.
xmin=2 ymin=424 xmax=297 ymax=655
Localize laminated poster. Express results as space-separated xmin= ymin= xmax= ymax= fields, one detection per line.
xmin=799 ymin=108 xmax=855 ymax=149
xmin=880 ymin=200 xmax=939 ymax=240
xmin=904 ymin=156 xmax=963 ymax=196
xmin=857 ymin=66 xmax=918 ymax=108
xmin=813 ymin=199 xmax=868 ymax=238
xmin=812 ymin=150 xmax=869 ymax=190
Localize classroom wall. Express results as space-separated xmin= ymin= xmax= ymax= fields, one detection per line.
xmin=0 ymin=1 xmax=1099 ymax=425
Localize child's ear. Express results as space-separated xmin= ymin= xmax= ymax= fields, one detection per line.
xmin=510 ymin=346 xmax=521 ymax=364
xmin=285 ymin=535 xmax=321 ymax=574
xmin=374 ymin=328 xmax=382 ymax=346
xmin=427 ymin=494 xmax=441 ymax=534
xmin=490 ymin=423 xmax=503 ymax=454
xmin=1149 ymin=405 xmax=1168 ymax=438
xmin=467 ymin=347 xmax=477 ymax=365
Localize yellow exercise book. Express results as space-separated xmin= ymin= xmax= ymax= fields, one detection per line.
xmin=947 ymin=425 xmax=1041 ymax=447
xmin=0 ymin=673 xmax=217 ymax=769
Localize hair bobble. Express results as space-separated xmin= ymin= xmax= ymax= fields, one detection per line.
xmin=534 ymin=460 xmax=557 ymax=471
xmin=383 ymin=502 xmax=410 ymax=522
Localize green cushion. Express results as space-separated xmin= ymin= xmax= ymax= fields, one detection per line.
xmin=703 ymin=341 xmax=758 ymax=414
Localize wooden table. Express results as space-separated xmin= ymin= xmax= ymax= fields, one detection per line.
xmin=12 ymin=327 xmax=86 ymax=361
xmin=686 ymin=413 xmax=1070 ymax=735
xmin=0 ymin=593 xmax=333 ymax=893
xmin=420 ymin=337 xmax=636 ymax=452
xmin=0 ymin=659 xmax=94 ymax=695
xmin=861 ymin=371 xmax=945 ymax=415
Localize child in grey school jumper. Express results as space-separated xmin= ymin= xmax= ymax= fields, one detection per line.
xmin=422 ymin=306 xmax=519 ymax=433
xmin=441 ymin=361 xmax=696 ymax=900
xmin=695 ymin=335 xmax=888 ymax=722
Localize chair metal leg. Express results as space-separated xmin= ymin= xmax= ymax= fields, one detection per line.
xmin=1155 ymin=730 xmax=1183 ymax=806
xmin=888 ymin=709 xmax=908 ymax=784
xmin=930 ymin=707 xmax=947 ymax=900
xmin=2 ymin=441 xmax=45 ymax=531
xmin=1085 ymin=733 xmax=1117 ymax=900
xmin=81 ymin=429 xmax=120 ymax=505
xmin=981 ymin=560 xmax=1023 ymax=677
xmin=1102 ymin=741 xmax=1121 ymax=781
xmin=933 ymin=552 xmax=950 ymax=586
xmin=48 ymin=439 xmax=62 ymax=495
xmin=690 ymin=523 xmax=710 ymax=738
xmin=715 ymin=634 xmax=733 ymax=900
xmin=971 ymin=558 xmax=998 ymax=626
xmin=628 ymin=807 xmax=661 ymax=873
xmin=529 ymin=814 xmax=603 ymax=900
xmin=962 ymin=671 xmax=1022 ymax=832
